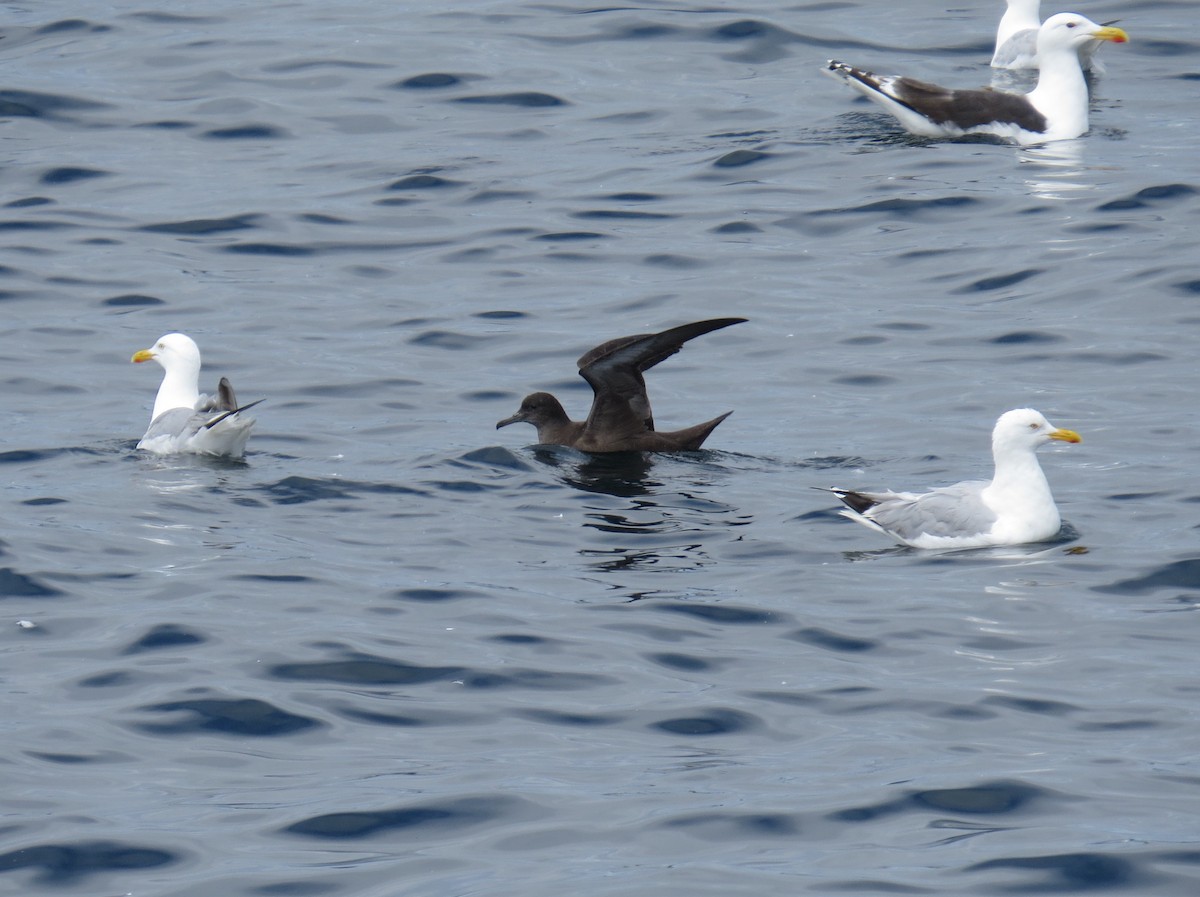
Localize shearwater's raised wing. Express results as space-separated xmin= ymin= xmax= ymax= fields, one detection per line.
xmin=578 ymin=318 xmax=745 ymax=437
xmin=496 ymin=317 xmax=745 ymax=452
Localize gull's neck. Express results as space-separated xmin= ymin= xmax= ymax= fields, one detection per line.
xmin=152 ymin=360 xmax=202 ymax=421
xmin=984 ymin=437 xmax=1052 ymax=515
xmin=1026 ymin=46 xmax=1089 ymax=139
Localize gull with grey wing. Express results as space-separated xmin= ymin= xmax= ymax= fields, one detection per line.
xmin=829 ymin=408 xmax=1081 ymax=549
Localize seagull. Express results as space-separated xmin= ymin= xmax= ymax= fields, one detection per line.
xmin=496 ymin=318 xmax=745 ymax=452
xmin=992 ymin=0 xmax=1111 ymax=70
xmin=824 ymin=13 xmax=1128 ymax=144
xmin=131 ymin=332 xmax=262 ymax=457
xmin=828 ymin=408 xmax=1081 ymax=549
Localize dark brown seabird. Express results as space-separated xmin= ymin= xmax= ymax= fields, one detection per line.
xmin=496 ymin=318 xmax=746 ymax=453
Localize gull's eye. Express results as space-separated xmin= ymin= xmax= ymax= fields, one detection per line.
xmin=1066 ymin=21 xmax=1077 ymax=28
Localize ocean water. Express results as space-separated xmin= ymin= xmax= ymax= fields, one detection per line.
xmin=3 ymin=1 xmax=1200 ymax=895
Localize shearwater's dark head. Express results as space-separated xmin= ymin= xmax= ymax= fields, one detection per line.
xmin=495 ymin=392 xmax=570 ymax=434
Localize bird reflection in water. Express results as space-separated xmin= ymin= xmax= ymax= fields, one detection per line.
xmin=531 ymin=445 xmax=658 ymax=497
xmin=528 ymin=445 xmax=745 ymax=581
xmin=1018 ymin=138 xmax=1090 ymax=200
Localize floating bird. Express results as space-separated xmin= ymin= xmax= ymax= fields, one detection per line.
xmin=828 ymin=408 xmax=1081 ymax=549
xmin=496 ymin=318 xmax=745 ymax=452
xmin=131 ymin=332 xmax=262 ymax=457
xmin=992 ymin=0 xmax=1111 ymax=70
xmin=824 ymin=13 xmax=1128 ymax=144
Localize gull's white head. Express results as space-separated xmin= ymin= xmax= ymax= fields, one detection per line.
xmin=1037 ymin=13 xmax=1128 ymax=55
xmin=132 ymin=332 xmax=205 ymax=420
xmin=993 ymin=408 xmax=1082 ymax=452
xmin=131 ymin=332 xmax=201 ymax=371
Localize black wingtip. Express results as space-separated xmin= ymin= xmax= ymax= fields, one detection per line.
xmin=203 ymin=398 xmax=264 ymax=429
xmin=830 ymin=488 xmax=877 ymax=515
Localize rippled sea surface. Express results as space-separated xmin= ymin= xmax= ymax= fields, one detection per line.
xmin=4 ymin=1 xmax=1200 ymax=894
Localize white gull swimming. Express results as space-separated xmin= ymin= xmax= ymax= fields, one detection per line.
xmin=829 ymin=408 xmax=1081 ymax=549
xmin=131 ymin=332 xmax=261 ymax=458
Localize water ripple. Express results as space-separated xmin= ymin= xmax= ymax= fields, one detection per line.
xmin=269 ymin=653 xmax=463 ymax=686
xmin=283 ymin=796 xmax=539 ymax=840
xmin=966 ymin=852 xmax=1153 ymax=891
xmin=0 ymin=841 xmax=178 ymax=886
xmin=131 ymin=697 xmax=322 ymax=737
xmin=829 ymin=780 xmax=1057 ymax=823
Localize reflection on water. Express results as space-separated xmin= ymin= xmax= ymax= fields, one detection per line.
xmin=844 ymin=538 xmax=1080 ymax=565
xmin=525 ymin=445 xmax=751 ymax=579
xmin=1017 ymin=139 xmax=1090 ymax=200
xmin=531 ymin=445 xmax=659 ymax=497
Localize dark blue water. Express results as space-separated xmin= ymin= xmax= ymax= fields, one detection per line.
xmin=4 ymin=1 xmax=1200 ymax=894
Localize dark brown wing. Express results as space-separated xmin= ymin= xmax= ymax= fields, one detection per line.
xmin=193 ymin=376 xmax=240 ymax=413
xmin=890 ymin=78 xmax=1047 ymax=132
xmin=215 ymin=376 xmax=238 ymax=411
xmin=577 ymin=318 xmax=745 ymax=435
xmin=201 ymin=377 xmax=262 ymax=429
